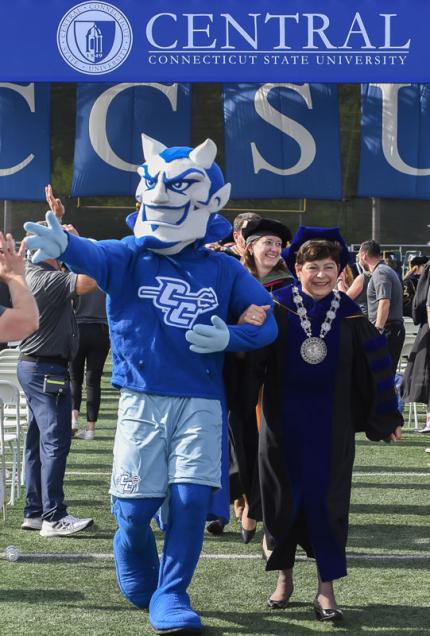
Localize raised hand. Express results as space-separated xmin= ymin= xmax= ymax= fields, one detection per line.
xmin=185 ymin=315 xmax=230 ymax=353
xmin=24 ymin=211 xmax=68 ymax=263
xmin=45 ymin=184 xmax=65 ymax=222
xmin=0 ymin=233 xmax=25 ymax=281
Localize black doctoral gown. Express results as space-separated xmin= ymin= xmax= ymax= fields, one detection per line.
xmin=236 ymin=285 xmax=402 ymax=582
xmin=401 ymin=263 xmax=430 ymax=406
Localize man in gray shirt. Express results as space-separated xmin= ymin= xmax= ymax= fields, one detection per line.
xmin=358 ymin=240 xmax=405 ymax=374
xmin=18 ymin=249 xmax=96 ymax=536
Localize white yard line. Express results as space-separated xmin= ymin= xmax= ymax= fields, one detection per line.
xmin=12 ymin=552 xmax=430 ymax=562
xmin=353 ymin=471 xmax=430 ymax=477
xmin=64 ymin=470 xmax=430 ymax=478
xmin=66 ymin=472 xmax=111 ymax=476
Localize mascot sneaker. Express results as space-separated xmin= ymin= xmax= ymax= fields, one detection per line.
xmin=149 ymin=589 xmax=203 ymax=635
xmin=40 ymin=514 xmax=93 ymax=536
xmin=113 ymin=528 xmax=159 ymax=610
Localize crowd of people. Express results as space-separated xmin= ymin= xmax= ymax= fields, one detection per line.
xmin=0 ymin=135 xmax=426 ymax=633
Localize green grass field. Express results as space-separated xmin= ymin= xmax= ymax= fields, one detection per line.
xmin=1 ymin=368 xmax=429 ymax=635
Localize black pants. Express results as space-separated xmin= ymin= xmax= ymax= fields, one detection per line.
xmin=70 ymin=323 xmax=110 ymax=422
xmin=384 ymin=321 xmax=405 ymax=375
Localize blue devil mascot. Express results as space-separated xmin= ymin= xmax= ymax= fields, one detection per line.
xmin=25 ymin=136 xmax=277 ymax=634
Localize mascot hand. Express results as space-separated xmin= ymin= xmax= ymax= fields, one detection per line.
xmin=186 ymin=315 xmax=230 ymax=353
xmin=24 ymin=211 xmax=68 ymax=263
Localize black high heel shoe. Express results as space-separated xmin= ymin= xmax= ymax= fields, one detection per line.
xmin=267 ymin=586 xmax=293 ymax=610
xmin=267 ymin=597 xmax=290 ymax=610
xmin=313 ymin=598 xmax=343 ymax=622
xmin=241 ymin=526 xmax=256 ymax=544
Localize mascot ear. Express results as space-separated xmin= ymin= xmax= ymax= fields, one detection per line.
xmin=208 ymin=182 xmax=231 ymax=213
xmin=189 ymin=139 xmax=217 ymax=169
xmin=141 ymin=134 xmax=166 ymax=160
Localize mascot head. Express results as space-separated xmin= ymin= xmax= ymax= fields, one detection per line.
xmin=131 ymin=134 xmax=231 ymax=254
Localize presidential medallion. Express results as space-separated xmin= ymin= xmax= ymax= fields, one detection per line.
xmin=300 ymin=336 xmax=327 ymax=365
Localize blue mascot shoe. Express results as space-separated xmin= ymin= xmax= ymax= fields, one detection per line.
xmin=113 ymin=528 xmax=159 ymax=609
xmin=149 ymin=484 xmax=211 ymax=634
xmin=112 ymin=497 xmax=163 ymax=610
xmin=149 ymin=588 xmax=203 ymax=634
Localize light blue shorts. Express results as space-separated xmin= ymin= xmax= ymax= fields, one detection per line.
xmin=109 ymin=390 xmax=222 ymax=498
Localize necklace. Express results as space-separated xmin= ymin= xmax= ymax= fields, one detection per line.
xmin=292 ymin=286 xmax=341 ymax=364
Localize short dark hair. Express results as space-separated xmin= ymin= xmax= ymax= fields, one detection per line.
xmin=233 ymin=212 xmax=261 ymax=233
xmin=296 ymin=240 xmax=342 ymax=266
xmin=359 ymin=240 xmax=381 ymax=258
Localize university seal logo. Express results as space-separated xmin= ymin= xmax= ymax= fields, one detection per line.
xmin=57 ymin=2 xmax=133 ymax=75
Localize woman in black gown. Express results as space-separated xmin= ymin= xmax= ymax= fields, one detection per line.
xmin=237 ymin=226 xmax=402 ymax=621
xmin=226 ymin=218 xmax=292 ymax=542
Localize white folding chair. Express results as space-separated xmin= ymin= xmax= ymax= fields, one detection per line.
xmin=0 ymin=368 xmax=28 ymax=486
xmin=0 ymin=400 xmax=5 ymax=519
xmin=403 ymin=317 xmax=419 ymax=338
xmin=0 ymin=381 xmax=21 ymax=505
xmin=0 ymin=349 xmax=20 ymax=360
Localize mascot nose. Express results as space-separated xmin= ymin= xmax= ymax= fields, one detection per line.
xmin=151 ymin=179 xmax=169 ymax=204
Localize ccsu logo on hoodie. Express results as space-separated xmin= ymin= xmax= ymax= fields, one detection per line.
xmin=57 ymin=2 xmax=133 ymax=75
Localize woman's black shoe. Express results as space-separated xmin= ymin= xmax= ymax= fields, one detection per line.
xmin=241 ymin=526 xmax=256 ymax=544
xmin=206 ymin=518 xmax=225 ymax=536
xmin=267 ymin=597 xmax=290 ymax=609
xmin=313 ymin=598 xmax=343 ymax=621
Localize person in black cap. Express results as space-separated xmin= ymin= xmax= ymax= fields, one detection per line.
xmin=225 ymin=218 xmax=292 ymax=545
xmin=235 ymin=226 xmax=402 ymax=621
xmin=403 ymin=255 xmax=429 ymax=317
xmin=401 ymin=258 xmax=430 ymax=433
xmin=241 ymin=218 xmax=292 ymax=293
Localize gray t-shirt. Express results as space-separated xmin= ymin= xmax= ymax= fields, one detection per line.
xmin=73 ymin=286 xmax=107 ymax=325
xmin=367 ymin=262 xmax=404 ymax=324
xmin=19 ymin=262 xmax=78 ymax=361
xmin=354 ymin=271 xmax=371 ymax=316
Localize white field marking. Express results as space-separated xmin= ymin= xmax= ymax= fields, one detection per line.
xmin=65 ymin=472 xmax=111 ymax=476
xmin=64 ymin=471 xmax=430 ymax=478
xmin=14 ymin=553 xmax=430 ymax=562
xmin=353 ymin=472 xmax=430 ymax=477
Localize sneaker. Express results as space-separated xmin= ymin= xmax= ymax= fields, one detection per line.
xmin=418 ymin=427 xmax=430 ymax=434
xmin=21 ymin=516 xmax=43 ymax=531
xmin=40 ymin=514 xmax=94 ymax=537
xmin=425 ymin=448 xmax=430 ymax=453
xmin=76 ymin=429 xmax=95 ymax=440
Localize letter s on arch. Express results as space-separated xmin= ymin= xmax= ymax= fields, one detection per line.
xmin=251 ymin=83 xmax=316 ymax=176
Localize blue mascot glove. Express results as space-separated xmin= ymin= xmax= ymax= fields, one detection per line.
xmin=186 ymin=315 xmax=230 ymax=353
xmin=23 ymin=211 xmax=68 ymax=263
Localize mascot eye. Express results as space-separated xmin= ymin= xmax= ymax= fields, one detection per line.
xmin=169 ymin=181 xmax=191 ymax=192
xmin=145 ymin=177 xmax=156 ymax=189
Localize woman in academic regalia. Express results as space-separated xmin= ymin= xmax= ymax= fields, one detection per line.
xmin=225 ymin=218 xmax=292 ymax=543
xmin=401 ymin=260 xmax=430 ymax=433
xmin=237 ymin=227 xmax=402 ymax=621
